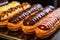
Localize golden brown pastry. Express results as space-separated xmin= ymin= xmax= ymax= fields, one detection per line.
xmin=34 ymin=8 xmax=60 ymax=39
xmin=21 ymin=5 xmax=55 ymax=34
xmin=0 ymin=1 xmax=20 ymax=28
xmin=7 ymin=4 xmax=43 ymax=31
xmin=0 ymin=2 xmax=31 ymax=28
xmin=0 ymin=2 xmax=31 ymax=21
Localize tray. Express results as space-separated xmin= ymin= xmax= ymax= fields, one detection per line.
xmin=0 ymin=27 xmax=60 ymax=40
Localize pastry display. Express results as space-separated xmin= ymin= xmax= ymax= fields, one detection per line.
xmin=0 ymin=1 xmax=60 ymax=39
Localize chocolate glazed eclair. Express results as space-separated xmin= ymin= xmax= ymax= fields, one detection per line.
xmin=21 ymin=5 xmax=55 ymax=34
xmin=7 ymin=4 xmax=43 ymax=31
xmin=0 ymin=2 xmax=31 ymax=28
xmin=34 ymin=8 xmax=60 ymax=39
xmin=0 ymin=1 xmax=20 ymax=28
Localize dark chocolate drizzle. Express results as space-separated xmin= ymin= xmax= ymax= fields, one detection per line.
xmin=8 ymin=4 xmax=42 ymax=23
xmin=23 ymin=5 xmax=55 ymax=26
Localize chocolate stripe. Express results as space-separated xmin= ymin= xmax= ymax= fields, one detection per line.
xmin=23 ymin=5 xmax=54 ymax=26
xmin=8 ymin=4 xmax=42 ymax=23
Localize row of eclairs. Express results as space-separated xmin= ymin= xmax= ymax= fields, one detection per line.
xmin=0 ymin=1 xmax=60 ymax=39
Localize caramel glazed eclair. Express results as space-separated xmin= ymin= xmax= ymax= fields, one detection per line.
xmin=0 ymin=2 xmax=31 ymax=21
xmin=8 ymin=4 xmax=43 ymax=31
xmin=22 ymin=5 xmax=55 ymax=34
xmin=0 ymin=1 xmax=20 ymax=28
xmin=34 ymin=8 xmax=60 ymax=39
xmin=0 ymin=2 xmax=31 ymax=28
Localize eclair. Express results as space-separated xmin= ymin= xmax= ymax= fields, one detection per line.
xmin=7 ymin=4 xmax=43 ymax=31
xmin=21 ymin=5 xmax=55 ymax=34
xmin=0 ymin=2 xmax=31 ymax=21
xmin=34 ymin=8 xmax=60 ymax=39
xmin=0 ymin=1 xmax=20 ymax=28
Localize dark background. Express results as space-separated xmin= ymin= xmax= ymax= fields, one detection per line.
xmin=9 ymin=0 xmax=60 ymax=9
